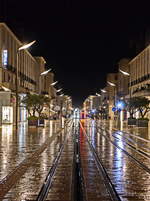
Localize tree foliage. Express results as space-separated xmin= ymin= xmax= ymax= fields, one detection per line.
xmin=22 ymin=93 xmax=50 ymax=118
xmin=127 ymin=97 xmax=150 ymax=119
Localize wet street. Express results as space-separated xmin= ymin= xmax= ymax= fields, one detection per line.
xmin=1 ymin=118 xmax=150 ymax=200
xmin=0 ymin=120 xmax=66 ymax=200
xmin=84 ymin=119 xmax=150 ymax=200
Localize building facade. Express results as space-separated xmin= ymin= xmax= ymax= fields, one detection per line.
xmin=130 ymin=44 xmax=150 ymax=98
xmin=0 ymin=23 xmax=56 ymax=125
xmin=129 ymin=44 xmax=150 ymax=119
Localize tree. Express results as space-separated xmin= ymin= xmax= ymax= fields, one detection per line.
xmin=127 ymin=97 xmax=138 ymax=118
xmin=133 ymin=97 xmax=150 ymax=119
xmin=22 ymin=93 xmax=50 ymax=118
xmin=127 ymin=97 xmax=150 ymax=119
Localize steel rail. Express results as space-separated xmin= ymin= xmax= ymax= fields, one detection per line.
xmin=80 ymin=121 xmax=121 ymax=201
xmin=112 ymin=133 xmax=150 ymax=159
xmin=97 ymin=126 xmax=150 ymax=175
xmin=74 ymin=121 xmax=87 ymax=201
xmin=36 ymin=120 xmax=73 ymax=201
xmin=113 ymin=131 xmax=150 ymax=153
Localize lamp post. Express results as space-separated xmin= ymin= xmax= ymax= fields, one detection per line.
xmin=60 ymin=94 xmax=64 ymax=130
xmin=39 ymin=68 xmax=52 ymax=94
xmin=119 ymin=68 xmax=131 ymax=125
xmin=15 ymin=40 xmax=36 ymax=129
xmin=100 ymin=89 xmax=108 ymax=119
xmin=40 ymin=68 xmax=52 ymax=121
xmin=107 ymin=81 xmax=117 ymax=122
xmin=101 ymin=89 xmax=107 ymax=93
xmin=50 ymin=81 xmax=58 ymax=86
xmin=56 ymin=88 xmax=62 ymax=93
xmin=107 ymin=81 xmax=116 ymax=105
xmin=40 ymin=68 xmax=51 ymax=76
xmin=119 ymin=68 xmax=131 ymax=99
xmin=96 ymin=92 xmax=101 ymax=97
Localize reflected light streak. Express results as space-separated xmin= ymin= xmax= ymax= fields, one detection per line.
xmin=2 ymin=124 xmax=13 ymax=136
xmin=112 ymin=132 xmax=125 ymax=187
xmin=18 ymin=124 xmax=26 ymax=152
xmin=50 ymin=120 xmax=53 ymax=136
xmin=91 ymin=120 xmax=96 ymax=146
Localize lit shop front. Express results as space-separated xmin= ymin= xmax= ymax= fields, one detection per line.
xmin=0 ymin=91 xmax=14 ymax=125
xmin=2 ymin=106 xmax=13 ymax=124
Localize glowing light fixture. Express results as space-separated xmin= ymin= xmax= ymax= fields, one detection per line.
xmin=56 ymin=88 xmax=62 ymax=92
xmin=96 ymin=93 xmax=101 ymax=96
xmin=107 ymin=81 xmax=116 ymax=87
xmin=116 ymin=100 xmax=125 ymax=110
xmin=101 ymin=89 xmax=107 ymax=93
xmin=51 ymin=81 xmax=58 ymax=86
xmin=2 ymin=86 xmax=11 ymax=91
xmin=18 ymin=40 xmax=36 ymax=51
xmin=40 ymin=68 xmax=51 ymax=75
xmin=119 ymin=69 xmax=130 ymax=76
xmin=16 ymin=40 xmax=36 ymax=129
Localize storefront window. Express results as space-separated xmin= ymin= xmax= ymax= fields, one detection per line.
xmin=2 ymin=106 xmax=13 ymax=123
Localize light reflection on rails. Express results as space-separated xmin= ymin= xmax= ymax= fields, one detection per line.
xmin=35 ymin=120 xmax=74 ymax=201
xmin=97 ymin=126 xmax=150 ymax=175
xmin=79 ymin=120 xmax=121 ymax=201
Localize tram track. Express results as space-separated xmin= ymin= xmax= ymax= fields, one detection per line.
xmin=0 ymin=119 xmax=72 ymax=200
xmin=79 ymin=121 xmax=121 ymax=201
xmin=36 ymin=120 xmax=74 ymax=201
xmin=112 ymin=132 xmax=150 ymax=159
xmin=33 ymin=119 xmax=122 ymax=201
xmin=3 ymin=117 xmax=150 ymax=200
xmin=113 ymin=131 xmax=150 ymax=154
xmin=97 ymin=125 xmax=150 ymax=175
xmin=79 ymin=119 xmax=150 ymax=200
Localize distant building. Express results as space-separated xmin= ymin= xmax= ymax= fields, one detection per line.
xmin=106 ymin=73 xmax=118 ymax=120
xmin=83 ymin=95 xmax=101 ymax=111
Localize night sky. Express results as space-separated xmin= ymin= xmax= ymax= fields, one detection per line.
xmin=1 ymin=0 xmax=150 ymax=106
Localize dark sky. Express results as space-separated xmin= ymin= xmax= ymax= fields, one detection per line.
xmin=1 ymin=0 xmax=150 ymax=106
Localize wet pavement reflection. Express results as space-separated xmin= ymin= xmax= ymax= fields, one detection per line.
xmin=0 ymin=120 xmax=66 ymax=200
xmin=2 ymin=118 xmax=150 ymax=200
xmin=84 ymin=119 xmax=150 ymax=200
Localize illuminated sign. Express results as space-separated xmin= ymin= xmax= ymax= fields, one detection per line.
xmin=2 ymin=50 xmax=8 ymax=67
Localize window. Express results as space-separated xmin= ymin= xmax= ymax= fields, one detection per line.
xmin=2 ymin=50 xmax=8 ymax=68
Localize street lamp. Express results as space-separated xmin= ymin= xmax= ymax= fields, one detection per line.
xmin=119 ymin=69 xmax=130 ymax=76
xmin=96 ymin=92 xmax=101 ymax=96
xmin=56 ymin=88 xmax=62 ymax=93
xmin=101 ymin=89 xmax=107 ymax=93
xmin=108 ymin=81 xmax=116 ymax=106
xmin=107 ymin=81 xmax=117 ymax=121
xmin=51 ymin=81 xmax=58 ymax=86
xmin=119 ymin=68 xmax=131 ymax=99
xmin=107 ymin=81 xmax=116 ymax=87
xmin=107 ymin=81 xmax=116 ymax=102
xmin=40 ymin=68 xmax=51 ymax=76
xmin=16 ymin=40 xmax=36 ymax=129
xmin=59 ymin=94 xmax=64 ymax=129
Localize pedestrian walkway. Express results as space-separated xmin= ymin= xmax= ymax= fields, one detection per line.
xmin=0 ymin=120 xmax=66 ymax=200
